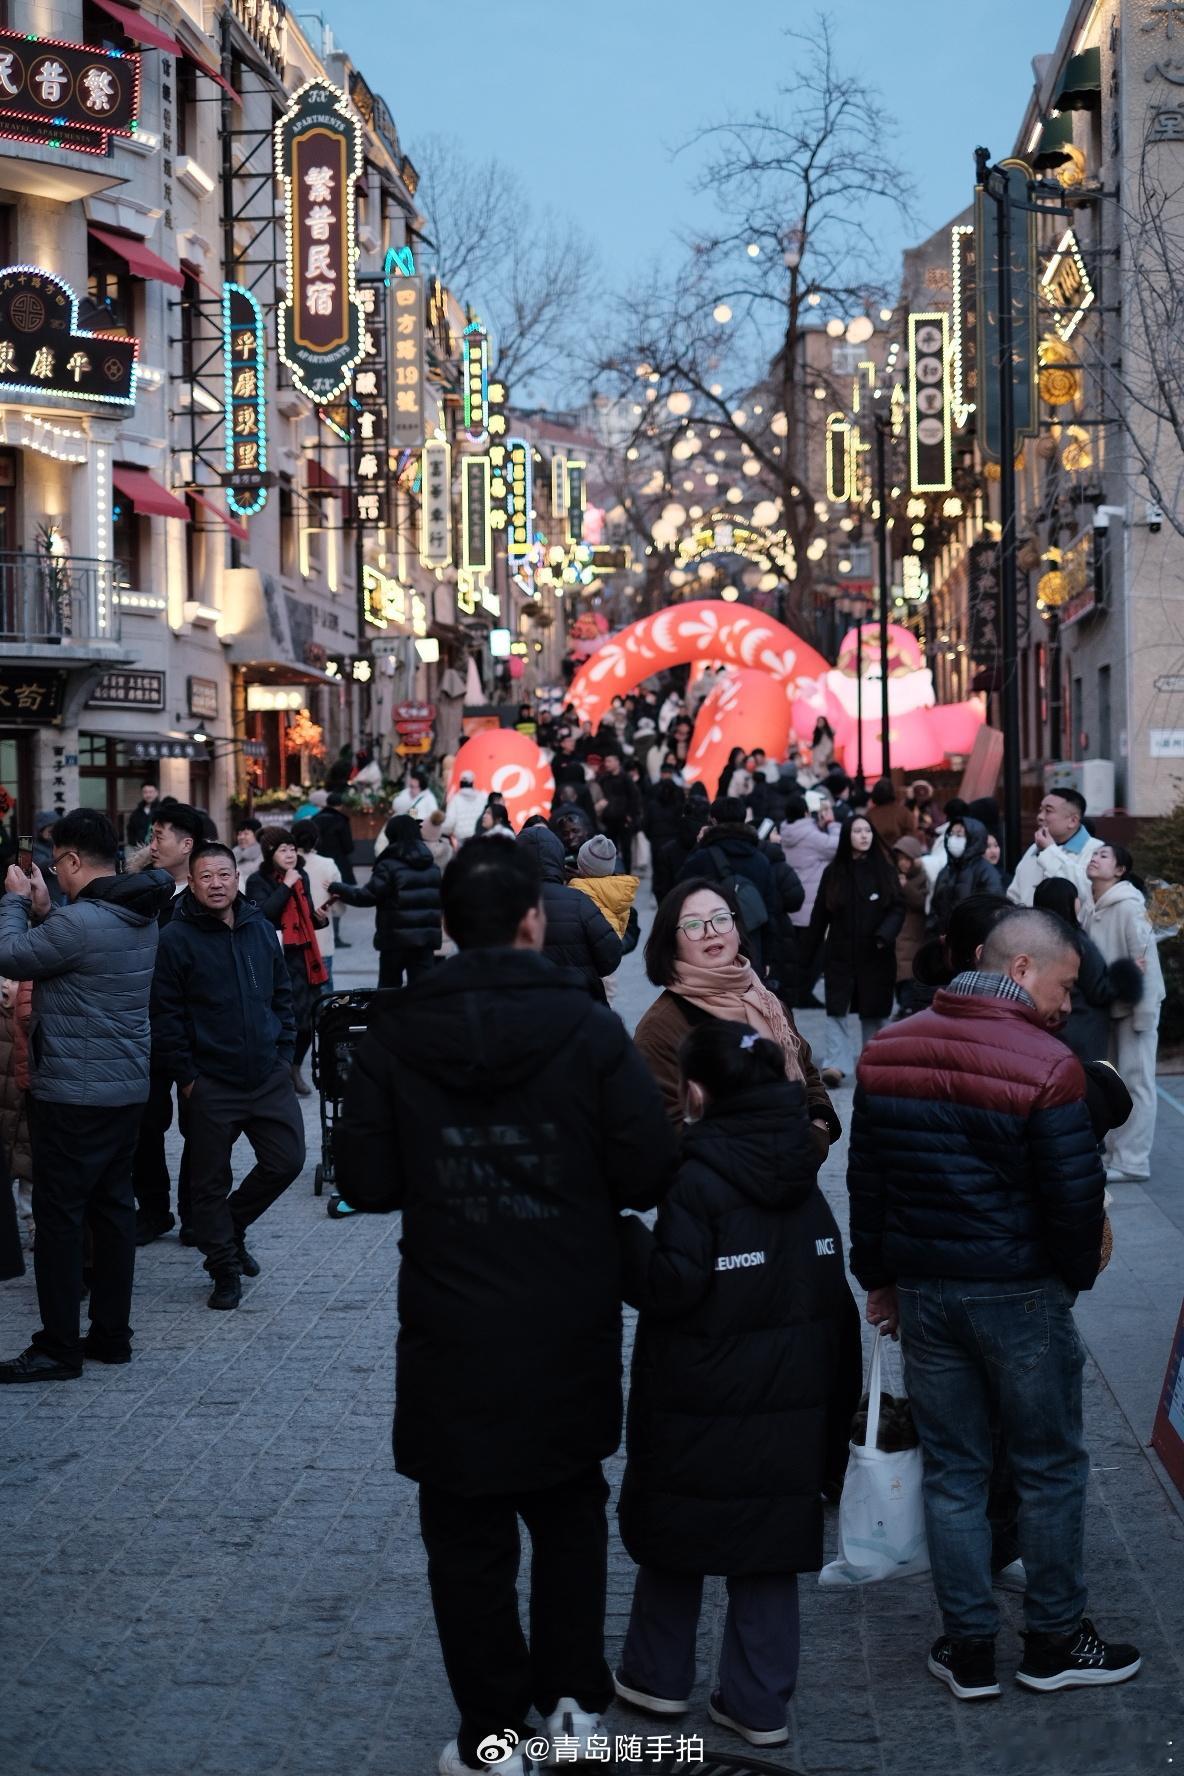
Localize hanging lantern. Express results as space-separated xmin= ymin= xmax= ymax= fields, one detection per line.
xmin=1037 ymin=568 xmax=1070 ymax=607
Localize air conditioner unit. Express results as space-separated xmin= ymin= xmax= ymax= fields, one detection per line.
xmin=1043 ymin=757 xmax=1115 ymax=813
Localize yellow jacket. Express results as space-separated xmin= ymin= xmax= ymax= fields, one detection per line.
xmin=569 ymin=873 xmax=639 ymax=937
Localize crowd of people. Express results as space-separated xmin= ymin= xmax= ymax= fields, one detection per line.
xmin=0 ymin=680 xmax=1164 ymax=1772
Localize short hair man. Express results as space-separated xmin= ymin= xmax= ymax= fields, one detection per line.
xmin=148 ymin=801 xmax=204 ymax=905
xmin=0 ymin=810 xmax=173 ymax=1380
xmin=1008 ymin=788 xmax=1102 ymax=907
xmin=125 ymin=781 xmax=159 ymax=849
xmin=335 ymin=842 xmax=675 ymax=1775
xmin=150 ymin=841 xmax=305 ymax=1310
xmin=848 ymin=908 xmax=1139 ymax=1699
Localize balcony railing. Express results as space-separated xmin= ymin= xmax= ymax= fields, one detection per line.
xmin=0 ymin=553 xmax=122 ymax=647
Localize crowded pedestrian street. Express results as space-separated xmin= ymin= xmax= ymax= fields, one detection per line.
xmin=1 ymin=889 xmax=1181 ymax=1776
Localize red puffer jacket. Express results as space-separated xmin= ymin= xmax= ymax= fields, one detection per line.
xmin=847 ymin=989 xmax=1105 ymax=1294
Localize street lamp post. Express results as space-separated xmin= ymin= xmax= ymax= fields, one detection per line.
xmin=874 ymin=411 xmax=892 ymax=782
xmin=976 ymin=147 xmax=1024 ymax=871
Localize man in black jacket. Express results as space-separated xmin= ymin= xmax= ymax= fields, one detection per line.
xmin=516 ymin=822 xmax=621 ymax=1000
xmin=336 ymin=842 xmax=676 ymax=1776
xmin=313 ymin=792 xmax=355 ymax=947
xmin=596 ymin=751 xmax=643 ymax=871
xmin=150 ymin=842 xmax=304 ymax=1311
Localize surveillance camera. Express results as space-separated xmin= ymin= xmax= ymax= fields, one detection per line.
xmin=1093 ymin=510 xmax=1109 ymax=531
xmin=1146 ymin=501 xmax=1163 ymax=534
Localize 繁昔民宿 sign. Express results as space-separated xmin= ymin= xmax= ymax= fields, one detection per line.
xmin=275 ymin=80 xmax=363 ymax=404
xmin=0 ymin=267 xmax=137 ymax=406
xmin=0 ymin=27 xmax=139 ymax=154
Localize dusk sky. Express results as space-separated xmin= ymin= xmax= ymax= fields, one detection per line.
xmin=320 ymin=0 xmax=1068 ymax=296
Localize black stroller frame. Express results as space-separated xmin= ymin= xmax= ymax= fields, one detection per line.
xmin=310 ymin=988 xmax=393 ymax=1197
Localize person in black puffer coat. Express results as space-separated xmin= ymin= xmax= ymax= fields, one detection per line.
xmin=805 ymin=814 xmax=904 ymax=1084
xmin=644 ymin=774 xmax=686 ymax=904
xmin=1033 ymin=878 xmax=1143 ymax=1065
xmin=330 ymin=815 xmax=441 ymax=989
xmin=758 ymin=834 xmax=804 ymax=1006
xmin=516 ymin=824 xmax=621 ymax=1000
xmin=928 ymin=816 xmax=1004 ymax=936
xmin=616 ymin=1021 xmax=861 ymax=1742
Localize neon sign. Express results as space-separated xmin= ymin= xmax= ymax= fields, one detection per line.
xmin=463 ymin=325 xmax=488 ymax=434
xmin=908 ymin=312 xmax=953 ymax=494
xmin=0 ymin=27 xmax=139 ymax=155
xmin=275 ymin=80 xmax=363 ymax=403
xmin=0 ymin=266 xmax=137 ymax=406
xmin=420 ymin=439 xmax=452 ymax=568
xmin=1040 ymin=229 xmax=1095 ymax=342
xmin=388 ymin=275 xmax=425 ymax=449
xmin=462 ymin=455 xmax=492 ymax=572
xmin=222 ymin=282 xmax=267 ymax=517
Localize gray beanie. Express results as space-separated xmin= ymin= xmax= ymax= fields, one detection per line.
xmin=577 ymin=834 xmax=617 ymax=877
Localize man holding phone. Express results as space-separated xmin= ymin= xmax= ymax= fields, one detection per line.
xmin=0 ymin=810 xmax=173 ymax=1382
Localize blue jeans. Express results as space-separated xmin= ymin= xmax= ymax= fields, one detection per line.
xmin=896 ymin=1275 xmax=1088 ymax=1641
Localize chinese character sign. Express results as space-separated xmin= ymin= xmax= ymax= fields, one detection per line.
xmin=275 ymin=80 xmax=363 ymax=403
xmin=462 ymin=456 xmax=491 ymax=572
xmin=388 ymin=274 xmax=425 ymax=449
xmin=0 ymin=266 xmax=136 ymax=405
xmin=504 ymin=438 xmax=533 ymax=559
xmin=353 ymin=279 xmax=389 ymax=527
xmin=0 ymin=27 xmax=139 ymax=154
xmin=222 ymin=282 xmax=268 ymax=516
xmin=967 ymin=537 xmax=1001 ymax=670
xmin=463 ymin=326 xmax=488 ymax=435
xmin=908 ymin=313 xmax=953 ymax=494
xmin=566 ymin=461 xmax=586 ymax=544
xmin=420 ymin=440 xmax=452 ymax=568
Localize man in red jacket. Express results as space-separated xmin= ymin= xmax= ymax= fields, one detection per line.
xmin=847 ymin=908 xmax=1139 ymax=1703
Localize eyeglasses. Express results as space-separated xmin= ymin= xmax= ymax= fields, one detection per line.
xmin=676 ymin=909 xmax=736 ymax=941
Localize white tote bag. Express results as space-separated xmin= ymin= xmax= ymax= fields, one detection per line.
xmin=818 ymin=1332 xmax=930 ymax=1587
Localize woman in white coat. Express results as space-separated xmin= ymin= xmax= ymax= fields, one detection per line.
xmin=1084 ymin=843 xmax=1165 ymax=1183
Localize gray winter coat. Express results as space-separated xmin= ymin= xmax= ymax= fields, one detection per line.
xmin=0 ymin=869 xmax=173 ymax=1106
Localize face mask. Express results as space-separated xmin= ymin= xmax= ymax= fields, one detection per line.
xmin=947 ymin=835 xmax=967 ymax=859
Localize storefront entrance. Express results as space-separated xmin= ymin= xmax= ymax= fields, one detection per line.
xmin=0 ymin=730 xmax=35 ymax=846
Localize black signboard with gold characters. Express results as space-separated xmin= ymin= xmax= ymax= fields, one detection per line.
xmin=0 ymin=26 xmax=140 ymax=153
xmin=0 ymin=668 xmax=66 ymax=723
xmin=0 ymin=268 xmax=137 ymax=406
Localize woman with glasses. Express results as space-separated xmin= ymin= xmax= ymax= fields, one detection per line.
xmin=632 ymin=878 xmax=839 ymax=1154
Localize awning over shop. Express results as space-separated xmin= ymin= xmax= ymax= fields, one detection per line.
xmin=187 ymin=53 xmax=242 ymax=104
xmin=1055 ymin=47 xmax=1101 ymax=111
xmin=237 ymin=661 xmax=344 ymax=689
xmin=1032 ymin=112 xmax=1075 ymax=170
xmin=189 ymin=490 xmax=249 ymax=544
xmin=88 ymin=225 xmax=185 ymax=290
xmin=306 ymin=459 xmax=344 ymax=496
xmin=89 ymin=0 xmax=185 ymax=56
xmin=112 ymin=466 xmax=191 ymax=521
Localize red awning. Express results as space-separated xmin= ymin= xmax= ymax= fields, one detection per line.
xmin=89 ymin=0 xmax=185 ymax=55
xmin=189 ymin=490 xmax=249 ymax=544
xmin=112 ymin=466 xmax=190 ymax=521
xmin=307 ymin=459 xmax=344 ymax=496
xmin=187 ymin=53 xmax=242 ymax=104
xmin=89 ymin=225 xmax=185 ymax=290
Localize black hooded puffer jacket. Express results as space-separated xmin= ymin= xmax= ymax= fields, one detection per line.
xmin=334 ymin=834 xmax=442 ymax=953
xmin=517 ymin=824 xmax=621 ymax=997
xmin=929 ymin=817 xmax=1005 ymax=934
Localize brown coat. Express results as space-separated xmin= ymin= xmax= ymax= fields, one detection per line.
xmin=633 ymin=989 xmax=841 ymax=1157
xmin=893 ymin=854 xmax=929 ymax=984
xmin=0 ymin=991 xmax=33 ymax=1182
xmin=868 ymin=799 xmax=917 ymax=847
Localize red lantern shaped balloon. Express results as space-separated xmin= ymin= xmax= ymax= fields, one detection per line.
xmin=448 ymin=730 xmax=554 ymax=832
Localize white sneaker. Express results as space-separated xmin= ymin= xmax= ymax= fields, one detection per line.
xmin=439 ymin=1739 xmax=533 ymax=1776
xmin=993 ymin=1558 xmax=1027 ymax=1593
xmin=1105 ymin=1167 xmax=1149 ymax=1184
xmin=542 ymin=1698 xmax=601 ymax=1763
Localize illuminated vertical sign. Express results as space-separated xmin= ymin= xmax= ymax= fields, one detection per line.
xmin=464 ymin=325 xmax=488 ymax=434
xmin=462 ymin=455 xmax=491 ymax=572
xmin=420 ymin=439 xmax=451 ymax=567
xmin=951 ymin=222 xmax=977 ymax=428
xmin=389 ymin=274 xmax=425 ymax=448
xmin=353 ymin=278 xmax=388 ymax=528
xmin=505 ymin=437 xmax=532 ymax=558
xmin=552 ymin=452 xmax=568 ymax=519
xmin=566 ymin=461 xmax=586 ymax=543
xmin=908 ymin=313 xmax=953 ymax=494
xmin=275 ymin=79 xmax=363 ymax=403
xmin=221 ymin=282 xmax=267 ymax=516
xmin=825 ymin=414 xmax=852 ymax=503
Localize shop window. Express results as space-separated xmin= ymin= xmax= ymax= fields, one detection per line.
xmin=111 ymin=476 xmax=145 ymax=589
xmin=176 ymin=55 xmax=199 ymax=159
xmin=83 ymin=0 xmax=130 ymax=49
xmin=86 ymin=244 xmax=137 ymax=338
xmin=78 ymin=737 xmax=153 ymax=834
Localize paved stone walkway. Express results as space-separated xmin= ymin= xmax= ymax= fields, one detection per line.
xmin=2 ymin=894 xmax=1182 ymax=1776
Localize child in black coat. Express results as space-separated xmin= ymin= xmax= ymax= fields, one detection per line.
xmin=615 ymin=1021 xmax=861 ymax=1750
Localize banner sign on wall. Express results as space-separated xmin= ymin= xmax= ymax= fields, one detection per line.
xmin=388 ymin=274 xmax=425 ymax=449
xmin=462 ymin=455 xmax=491 ymax=572
xmin=420 ymin=439 xmax=451 ymax=567
xmin=275 ymin=80 xmax=363 ymax=403
xmin=0 ymin=27 xmax=140 ymax=153
xmin=0 ymin=266 xmax=137 ymax=405
xmin=222 ymin=282 xmax=268 ymax=516
xmin=353 ymin=278 xmax=389 ymax=528
xmin=908 ymin=312 xmax=953 ymax=494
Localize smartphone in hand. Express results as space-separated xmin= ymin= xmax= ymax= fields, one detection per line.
xmin=17 ymin=834 xmax=32 ymax=873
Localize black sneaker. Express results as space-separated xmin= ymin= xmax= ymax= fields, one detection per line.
xmin=178 ymin=1225 xmax=199 ymax=1247
xmin=207 ymin=1271 xmax=242 ymax=1311
xmin=135 ymin=1211 xmax=175 ymax=1247
xmin=1016 ymin=1618 xmax=1141 ymax=1691
xmin=234 ymin=1234 xmax=261 ymax=1278
xmin=928 ymin=1636 xmax=1001 ymax=1700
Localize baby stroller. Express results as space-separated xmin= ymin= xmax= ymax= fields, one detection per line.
xmin=311 ymin=989 xmax=388 ymax=1217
